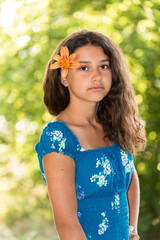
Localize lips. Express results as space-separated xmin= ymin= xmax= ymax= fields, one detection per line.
xmin=88 ymin=86 xmax=104 ymax=91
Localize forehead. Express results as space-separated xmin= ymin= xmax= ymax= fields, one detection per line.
xmin=74 ymin=44 xmax=108 ymax=60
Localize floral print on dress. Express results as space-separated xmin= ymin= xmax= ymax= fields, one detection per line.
xmin=87 ymin=234 xmax=94 ymax=240
xmin=90 ymin=155 xmax=111 ymax=187
xmin=76 ymin=184 xmax=85 ymax=200
xmin=98 ymin=212 xmax=109 ymax=235
xmin=77 ymin=211 xmax=82 ymax=218
xmin=111 ymin=192 xmax=120 ymax=213
xmin=42 ymin=172 xmax=46 ymax=182
xmin=47 ymin=130 xmax=66 ymax=153
xmin=120 ymin=150 xmax=134 ymax=174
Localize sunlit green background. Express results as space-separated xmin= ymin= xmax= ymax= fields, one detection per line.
xmin=0 ymin=0 xmax=160 ymax=239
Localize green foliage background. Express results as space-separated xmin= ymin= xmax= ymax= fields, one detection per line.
xmin=0 ymin=0 xmax=160 ymax=239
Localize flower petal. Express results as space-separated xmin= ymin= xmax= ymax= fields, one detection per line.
xmin=69 ymin=61 xmax=81 ymax=68
xmin=61 ymin=68 xmax=68 ymax=79
xmin=52 ymin=55 xmax=61 ymax=61
xmin=69 ymin=53 xmax=77 ymax=62
xmin=61 ymin=46 xmax=69 ymax=60
xmin=50 ymin=62 xmax=61 ymax=69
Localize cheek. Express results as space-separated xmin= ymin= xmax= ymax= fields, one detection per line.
xmin=75 ymin=74 xmax=89 ymax=84
xmin=103 ymin=71 xmax=112 ymax=83
xmin=107 ymin=70 xmax=112 ymax=78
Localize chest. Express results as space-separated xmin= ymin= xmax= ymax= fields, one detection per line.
xmin=69 ymin=125 xmax=114 ymax=150
xmin=75 ymin=147 xmax=134 ymax=199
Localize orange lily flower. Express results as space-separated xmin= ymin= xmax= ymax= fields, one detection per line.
xmin=50 ymin=46 xmax=80 ymax=79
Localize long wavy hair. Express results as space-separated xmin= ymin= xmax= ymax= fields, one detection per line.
xmin=43 ymin=29 xmax=147 ymax=155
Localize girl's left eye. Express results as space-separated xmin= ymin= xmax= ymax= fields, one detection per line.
xmin=100 ymin=65 xmax=109 ymax=69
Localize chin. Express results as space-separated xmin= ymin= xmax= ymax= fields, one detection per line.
xmin=89 ymin=95 xmax=106 ymax=102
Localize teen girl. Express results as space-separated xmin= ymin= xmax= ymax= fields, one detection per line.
xmin=35 ymin=29 xmax=146 ymax=240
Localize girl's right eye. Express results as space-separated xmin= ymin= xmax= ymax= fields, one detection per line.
xmin=80 ymin=66 xmax=88 ymax=71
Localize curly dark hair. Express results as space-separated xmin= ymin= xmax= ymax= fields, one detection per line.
xmin=43 ymin=29 xmax=147 ymax=155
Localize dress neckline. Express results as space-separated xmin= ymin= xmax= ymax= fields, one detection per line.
xmin=52 ymin=120 xmax=118 ymax=152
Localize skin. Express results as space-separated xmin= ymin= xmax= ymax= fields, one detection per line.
xmin=43 ymin=44 xmax=140 ymax=239
xmin=128 ymin=168 xmax=140 ymax=240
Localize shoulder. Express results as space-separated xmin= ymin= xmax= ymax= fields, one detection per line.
xmin=42 ymin=120 xmax=77 ymax=144
xmin=35 ymin=120 xmax=80 ymax=184
xmin=36 ymin=120 xmax=80 ymax=160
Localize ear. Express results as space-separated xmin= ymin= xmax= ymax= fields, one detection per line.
xmin=61 ymin=77 xmax=69 ymax=87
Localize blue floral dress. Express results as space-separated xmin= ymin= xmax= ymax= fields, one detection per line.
xmin=35 ymin=121 xmax=134 ymax=240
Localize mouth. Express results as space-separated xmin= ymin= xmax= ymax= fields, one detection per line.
xmin=88 ymin=86 xmax=104 ymax=91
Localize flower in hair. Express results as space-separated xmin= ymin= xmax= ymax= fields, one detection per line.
xmin=50 ymin=46 xmax=80 ymax=79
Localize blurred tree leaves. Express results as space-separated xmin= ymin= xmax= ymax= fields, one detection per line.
xmin=0 ymin=0 xmax=160 ymax=239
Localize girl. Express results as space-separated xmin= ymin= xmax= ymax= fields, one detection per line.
xmin=35 ymin=29 xmax=146 ymax=240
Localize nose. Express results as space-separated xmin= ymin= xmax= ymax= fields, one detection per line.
xmin=91 ymin=68 xmax=102 ymax=82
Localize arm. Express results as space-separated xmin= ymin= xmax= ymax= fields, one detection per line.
xmin=42 ymin=152 xmax=87 ymax=240
xmin=127 ymin=167 xmax=140 ymax=239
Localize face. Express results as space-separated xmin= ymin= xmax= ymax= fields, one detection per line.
xmin=61 ymin=44 xmax=112 ymax=104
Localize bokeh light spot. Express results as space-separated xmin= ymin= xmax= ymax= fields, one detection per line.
xmin=136 ymin=94 xmax=143 ymax=104
xmin=137 ymin=162 xmax=147 ymax=174
xmin=148 ymin=131 xmax=157 ymax=141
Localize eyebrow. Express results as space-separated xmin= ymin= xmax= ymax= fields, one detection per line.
xmin=79 ymin=59 xmax=110 ymax=64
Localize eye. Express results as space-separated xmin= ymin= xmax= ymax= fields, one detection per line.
xmin=80 ymin=66 xmax=88 ymax=71
xmin=100 ymin=64 xmax=110 ymax=69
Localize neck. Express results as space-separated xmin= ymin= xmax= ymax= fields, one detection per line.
xmin=64 ymin=100 xmax=99 ymax=126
